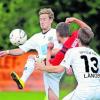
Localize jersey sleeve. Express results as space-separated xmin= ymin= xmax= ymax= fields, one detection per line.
xmin=60 ymin=49 xmax=73 ymax=69
xmin=49 ymin=49 xmax=65 ymax=66
xmin=19 ymin=36 xmax=38 ymax=52
xmin=49 ymin=46 xmax=68 ymax=65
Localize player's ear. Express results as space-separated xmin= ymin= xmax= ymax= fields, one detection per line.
xmin=50 ymin=18 xmax=53 ymax=23
xmin=77 ymin=39 xmax=80 ymax=42
xmin=78 ymin=39 xmax=81 ymax=45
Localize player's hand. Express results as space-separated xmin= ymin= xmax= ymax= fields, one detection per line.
xmin=65 ymin=17 xmax=76 ymax=24
xmin=34 ymin=61 xmax=45 ymax=70
xmin=0 ymin=50 xmax=9 ymax=57
xmin=47 ymin=42 xmax=54 ymax=50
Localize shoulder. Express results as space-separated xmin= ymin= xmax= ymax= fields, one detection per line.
xmin=50 ymin=28 xmax=56 ymax=32
xmin=32 ymin=32 xmax=42 ymax=37
xmin=46 ymin=28 xmax=57 ymax=40
xmin=68 ymin=47 xmax=78 ymax=52
xmin=30 ymin=32 xmax=42 ymax=39
xmin=24 ymin=32 xmax=42 ymax=44
xmin=49 ymin=28 xmax=56 ymax=35
xmin=66 ymin=47 xmax=80 ymax=56
xmin=65 ymin=48 xmax=74 ymax=57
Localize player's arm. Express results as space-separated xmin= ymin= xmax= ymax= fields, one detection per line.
xmin=35 ymin=61 xmax=65 ymax=73
xmin=46 ymin=42 xmax=64 ymax=72
xmin=0 ymin=35 xmax=38 ymax=57
xmin=66 ymin=17 xmax=92 ymax=30
xmin=41 ymin=65 xmax=64 ymax=73
xmin=46 ymin=50 xmax=65 ymax=73
xmin=0 ymin=48 xmax=25 ymax=57
xmin=35 ymin=61 xmax=72 ymax=75
xmin=43 ymin=65 xmax=72 ymax=74
xmin=46 ymin=44 xmax=64 ymax=72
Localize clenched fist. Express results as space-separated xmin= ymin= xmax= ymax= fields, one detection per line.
xmin=47 ymin=42 xmax=54 ymax=50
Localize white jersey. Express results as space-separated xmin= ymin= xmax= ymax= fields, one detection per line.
xmin=19 ymin=28 xmax=63 ymax=98
xmin=61 ymin=47 xmax=100 ymax=86
xmin=19 ymin=28 xmax=61 ymax=58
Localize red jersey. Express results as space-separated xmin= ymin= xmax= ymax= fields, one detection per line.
xmin=49 ymin=30 xmax=79 ymax=65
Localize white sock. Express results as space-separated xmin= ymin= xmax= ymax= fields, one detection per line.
xmin=20 ymin=57 xmax=35 ymax=83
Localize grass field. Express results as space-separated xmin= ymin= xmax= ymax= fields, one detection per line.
xmin=0 ymin=76 xmax=75 ymax=100
xmin=0 ymin=89 xmax=72 ymax=100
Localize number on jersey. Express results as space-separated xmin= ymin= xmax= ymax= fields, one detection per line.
xmin=81 ymin=55 xmax=99 ymax=73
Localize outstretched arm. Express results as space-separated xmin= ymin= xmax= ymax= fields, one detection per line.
xmin=66 ymin=17 xmax=91 ymax=30
xmin=35 ymin=61 xmax=73 ymax=75
xmin=35 ymin=61 xmax=64 ymax=73
xmin=0 ymin=48 xmax=25 ymax=57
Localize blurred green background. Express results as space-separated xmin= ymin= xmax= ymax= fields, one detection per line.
xmin=0 ymin=0 xmax=100 ymax=100
xmin=0 ymin=0 xmax=100 ymax=52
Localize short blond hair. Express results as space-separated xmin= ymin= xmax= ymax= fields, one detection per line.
xmin=39 ymin=8 xmax=54 ymax=19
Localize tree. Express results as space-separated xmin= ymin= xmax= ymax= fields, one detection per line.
xmin=39 ymin=0 xmax=100 ymax=53
xmin=0 ymin=0 xmax=100 ymax=53
xmin=0 ymin=0 xmax=41 ymax=49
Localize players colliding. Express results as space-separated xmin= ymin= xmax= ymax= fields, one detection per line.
xmin=10 ymin=17 xmax=92 ymax=100
xmin=0 ymin=13 xmax=93 ymax=100
xmin=35 ymin=27 xmax=100 ymax=100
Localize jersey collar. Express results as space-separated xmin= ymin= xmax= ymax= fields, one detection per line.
xmin=42 ymin=28 xmax=51 ymax=35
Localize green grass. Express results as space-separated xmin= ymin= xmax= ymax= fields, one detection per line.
xmin=0 ymin=76 xmax=75 ymax=100
xmin=0 ymin=89 xmax=72 ymax=100
xmin=0 ymin=91 xmax=45 ymax=100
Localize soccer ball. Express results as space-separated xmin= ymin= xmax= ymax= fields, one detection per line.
xmin=9 ymin=29 xmax=27 ymax=46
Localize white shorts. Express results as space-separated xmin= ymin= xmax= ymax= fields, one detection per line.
xmin=63 ymin=85 xmax=100 ymax=100
xmin=43 ymin=71 xmax=65 ymax=98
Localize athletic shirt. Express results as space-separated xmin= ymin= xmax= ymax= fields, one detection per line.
xmin=61 ymin=47 xmax=100 ymax=86
xmin=49 ymin=31 xmax=79 ymax=65
xmin=19 ymin=28 xmax=61 ymax=59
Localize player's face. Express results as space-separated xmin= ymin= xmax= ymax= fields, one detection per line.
xmin=39 ymin=14 xmax=53 ymax=31
xmin=56 ymin=32 xmax=63 ymax=44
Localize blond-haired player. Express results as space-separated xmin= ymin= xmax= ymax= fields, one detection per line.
xmin=0 ymin=8 xmax=63 ymax=100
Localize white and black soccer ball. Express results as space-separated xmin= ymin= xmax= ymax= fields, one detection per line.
xmin=9 ymin=29 xmax=27 ymax=46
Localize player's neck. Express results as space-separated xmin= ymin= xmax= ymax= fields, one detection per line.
xmin=42 ymin=27 xmax=51 ymax=34
xmin=79 ymin=42 xmax=89 ymax=48
xmin=79 ymin=42 xmax=84 ymax=47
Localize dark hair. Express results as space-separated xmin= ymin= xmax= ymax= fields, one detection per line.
xmin=56 ymin=22 xmax=69 ymax=37
xmin=78 ymin=27 xmax=94 ymax=46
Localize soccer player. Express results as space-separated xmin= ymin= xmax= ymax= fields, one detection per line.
xmin=0 ymin=16 xmax=91 ymax=100
xmin=37 ymin=18 xmax=92 ymax=100
xmin=35 ymin=27 xmax=100 ymax=100
xmin=47 ymin=17 xmax=91 ymax=67
xmin=36 ymin=18 xmax=91 ymax=100
xmin=0 ymin=8 xmax=63 ymax=100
